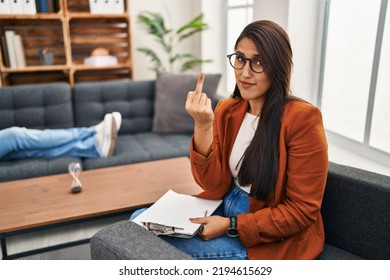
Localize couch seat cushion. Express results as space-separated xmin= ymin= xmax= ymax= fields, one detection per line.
xmin=318 ymin=244 xmax=363 ymax=260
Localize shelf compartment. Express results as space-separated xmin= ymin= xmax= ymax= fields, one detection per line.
xmin=69 ymin=17 xmax=131 ymax=66
xmin=66 ymin=0 xmax=127 ymax=14
xmin=0 ymin=14 xmax=62 ymax=20
xmin=0 ymin=18 xmax=66 ymax=67
xmin=0 ymin=0 xmax=133 ymax=87
xmin=73 ymin=68 xmax=131 ymax=83
xmin=73 ymin=63 xmax=131 ymax=71
xmin=1 ymin=65 xmax=69 ymax=73
xmin=4 ymin=71 xmax=69 ymax=86
xmin=66 ymin=0 xmax=91 ymax=13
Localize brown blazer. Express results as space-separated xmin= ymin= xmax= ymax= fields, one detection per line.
xmin=190 ymin=97 xmax=328 ymax=259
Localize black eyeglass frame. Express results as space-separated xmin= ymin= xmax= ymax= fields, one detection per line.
xmin=226 ymin=53 xmax=265 ymax=73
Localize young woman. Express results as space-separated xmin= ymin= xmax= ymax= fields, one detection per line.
xmin=0 ymin=112 xmax=121 ymax=160
xmin=131 ymin=20 xmax=328 ymax=260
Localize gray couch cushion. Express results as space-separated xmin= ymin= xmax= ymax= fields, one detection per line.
xmin=73 ymin=79 xmax=155 ymax=134
xmin=321 ymin=162 xmax=390 ymax=259
xmin=318 ymin=244 xmax=363 ymax=260
xmin=82 ymin=132 xmax=192 ymax=170
xmin=91 ymin=220 xmax=193 ymax=260
xmin=0 ymin=82 xmax=73 ymax=130
xmin=0 ymin=157 xmax=82 ymax=182
xmin=152 ymin=71 xmax=221 ymax=133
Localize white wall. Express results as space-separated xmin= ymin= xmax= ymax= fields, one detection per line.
xmin=200 ymin=0 xmax=226 ymax=95
xmin=129 ymin=0 xmax=323 ymax=103
xmin=252 ymin=0 xmax=323 ymax=104
xmin=253 ymin=0 xmax=289 ymax=29
xmin=287 ymin=0 xmax=323 ymax=104
xmin=200 ymin=0 xmax=225 ymax=74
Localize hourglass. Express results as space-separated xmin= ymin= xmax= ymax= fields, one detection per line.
xmin=68 ymin=162 xmax=83 ymax=193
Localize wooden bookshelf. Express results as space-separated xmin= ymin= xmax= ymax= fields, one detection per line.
xmin=0 ymin=0 xmax=132 ymax=87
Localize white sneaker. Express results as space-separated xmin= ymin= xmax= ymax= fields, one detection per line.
xmin=95 ymin=116 xmax=108 ymax=154
xmin=111 ymin=112 xmax=122 ymax=132
xmin=95 ymin=113 xmax=118 ymax=158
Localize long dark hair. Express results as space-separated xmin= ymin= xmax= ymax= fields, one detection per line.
xmin=233 ymin=20 xmax=293 ymax=201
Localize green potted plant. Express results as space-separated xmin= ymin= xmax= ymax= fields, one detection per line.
xmin=137 ymin=11 xmax=212 ymax=72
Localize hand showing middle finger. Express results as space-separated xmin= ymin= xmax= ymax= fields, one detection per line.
xmin=185 ymin=73 xmax=214 ymax=125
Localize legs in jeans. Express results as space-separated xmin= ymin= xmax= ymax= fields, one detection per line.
xmin=0 ymin=126 xmax=100 ymax=160
xmin=130 ymin=184 xmax=249 ymax=260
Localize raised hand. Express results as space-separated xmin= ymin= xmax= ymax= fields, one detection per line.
xmin=185 ymin=73 xmax=214 ymax=156
xmin=185 ymin=73 xmax=214 ymax=128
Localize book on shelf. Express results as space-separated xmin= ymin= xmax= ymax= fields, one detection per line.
xmin=22 ymin=0 xmax=37 ymax=14
xmin=0 ymin=0 xmax=37 ymax=15
xmin=0 ymin=0 xmax=12 ymax=14
xmin=132 ymin=189 xmax=222 ymax=238
xmin=46 ymin=0 xmax=54 ymax=12
xmin=4 ymin=31 xmax=26 ymax=68
xmin=13 ymin=34 xmax=26 ymax=67
xmin=4 ymin=31 xmax=18 ymax=68
xmin=0 ymin=35 xmax=11 ymax=67
xmin=36 ymin=0 xmax=55 ymax=13
xmin=9 ymin=0 xmax=23 ymax=14
xmin=89 ymin=0 xmax=103 ymax=14
xmin=110 ymin=0 xmax=125 ymax=14
xmin=89 ymin=0 xmax=125 ymax=15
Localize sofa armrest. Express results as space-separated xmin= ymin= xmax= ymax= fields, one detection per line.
xmin=321 ymin=162 xmax=390 ymax=259
xmin=90 ymin=221 xmax=193 ymax=260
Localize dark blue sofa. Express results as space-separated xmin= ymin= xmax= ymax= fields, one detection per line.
xmin=0 ymin=80 xmax=192 ymax=182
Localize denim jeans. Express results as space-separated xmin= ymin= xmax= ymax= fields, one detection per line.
xmin=0 ymin=126 xmax=100 ymax=160
xmin=130 ymin=184 xmax=249 ymax=260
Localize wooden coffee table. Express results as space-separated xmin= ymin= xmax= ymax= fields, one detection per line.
xmin=0 ymin=157 xmax=202 ymax=259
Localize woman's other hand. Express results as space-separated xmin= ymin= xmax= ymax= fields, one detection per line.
xmin=190 ymin=215 xmax=230 ymax=240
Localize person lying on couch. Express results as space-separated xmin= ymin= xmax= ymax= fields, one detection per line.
xmin=0 ymin=112 xmax=121 ymax=160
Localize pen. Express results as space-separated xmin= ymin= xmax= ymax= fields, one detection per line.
xmin=199 ymin=210 xmax=208 ymax=234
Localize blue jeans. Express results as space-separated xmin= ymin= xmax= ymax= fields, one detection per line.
xmin=130 ymin=184 xmax=249 ymax=260
xmin=0 ymin=126 xmax=100 ymax=160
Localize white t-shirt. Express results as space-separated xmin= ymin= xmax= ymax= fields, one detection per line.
xmin=229 ymin=112 xmax=259 ymax=193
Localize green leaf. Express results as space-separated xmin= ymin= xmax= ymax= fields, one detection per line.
xmin=177 ymin=14 xmax=209 ymax=42
xmin=137 ymin=47 xmax=162 ymax=71
xmin=180 ymin=58 xmax=213 ymax=72
xmin=176 ymin=14 xmax=206 ymax=34
xmin=137 ymin=11 xmax=172 ymax=53
xmin=169 ymin=53 xmax=193 ymax=65
xmin=137 ymin=11 xmax=211 ymax=73
xmin=137 ymin=11 xmax=171 ymax=39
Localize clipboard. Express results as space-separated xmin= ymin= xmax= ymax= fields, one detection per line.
xmin=132 ymin=189 xmax=222 ymax=238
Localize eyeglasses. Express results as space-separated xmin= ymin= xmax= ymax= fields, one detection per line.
xmin=227 ymin=53 xmax=265 ymax=73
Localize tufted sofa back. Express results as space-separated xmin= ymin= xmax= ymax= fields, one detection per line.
xmin=0 ymin=79 xmax=156 ymax=134
xmin=72 ymin=79 xmax=155 ymax=134
xmin=0 ymin=82 xmax=74 ymax=130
